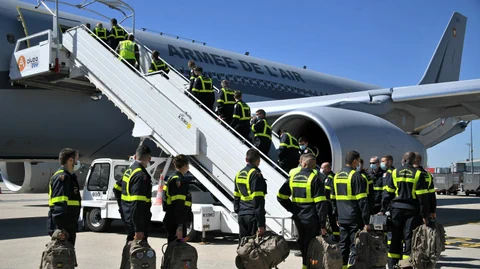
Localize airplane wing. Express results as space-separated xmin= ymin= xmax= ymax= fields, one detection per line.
xmin=249 ymin=78 xmax=480 ymax=148
xmin=392 ymin=79 xmax=480 ymax=119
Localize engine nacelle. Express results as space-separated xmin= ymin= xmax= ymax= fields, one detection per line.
xmin=0 ymin=161 xmax=87 ymax=193
xmin=271 ymin=107 xmax=427 ymax=172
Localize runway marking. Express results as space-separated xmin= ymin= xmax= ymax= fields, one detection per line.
xmin=446 ymin=236 xmax=480 ymax=248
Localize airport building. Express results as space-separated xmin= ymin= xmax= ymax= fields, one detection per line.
xmin=452 ymin=159 xmax=480 ymax=174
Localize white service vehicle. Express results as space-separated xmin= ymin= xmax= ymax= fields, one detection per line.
xmin=79 ymin=156 xmax=240 ymax=242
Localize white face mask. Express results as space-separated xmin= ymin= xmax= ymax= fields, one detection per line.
xmin=319 ymin=168 xmax=324 ymax=174
xmin=73 ymin=160 xmax=81 ymax=171
xmin=356 ymin=164 xmax=361 ymax=172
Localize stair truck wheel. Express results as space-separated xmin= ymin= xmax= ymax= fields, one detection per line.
xmin=86 ymin=207 xmax=112 ymax=232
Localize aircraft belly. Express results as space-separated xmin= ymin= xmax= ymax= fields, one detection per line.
xmin=0 ymin=88 xmax=142 ymax=161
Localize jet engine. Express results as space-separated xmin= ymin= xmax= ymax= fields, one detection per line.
xmin=271 ymin=107 xmax=427 ymax=172
xmin=0 ymin=161 xmax=87 ymax=193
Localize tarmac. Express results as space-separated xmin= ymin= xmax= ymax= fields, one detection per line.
xmin=0 ymin=182 xmax=480 ymax=269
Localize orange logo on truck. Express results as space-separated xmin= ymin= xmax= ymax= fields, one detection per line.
xmin=17 ymin=56 xmax=26 ymax=72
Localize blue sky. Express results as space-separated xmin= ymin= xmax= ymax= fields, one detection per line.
xmin=26 ymin=0 xmax=480 ymax=167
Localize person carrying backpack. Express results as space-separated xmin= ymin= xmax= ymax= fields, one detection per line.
xmin=381 ymin=151 xmax=430 ymax=269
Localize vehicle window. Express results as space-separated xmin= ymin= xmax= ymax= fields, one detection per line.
xmin=151 ymin=160 xmax=176 ymax=185
xmin=114 ymin=165 xmax=128 ymax=183
xmin=87 ymin=163 xmax=111 ymax=191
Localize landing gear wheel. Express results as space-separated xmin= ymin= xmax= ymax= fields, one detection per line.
xmin=185 ymin=212 xmax=200 ymax=242
xmin=86 ymin=208 xmax=111 ymax=232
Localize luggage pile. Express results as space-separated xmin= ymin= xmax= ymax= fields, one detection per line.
xmin=236 ymin=231 xmax=290 ymax=269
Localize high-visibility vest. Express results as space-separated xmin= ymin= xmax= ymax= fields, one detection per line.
xmin=385 ymin=168 xmax=426 ymax=199
xmin=252 ymin=119 xmax=272 ymax=139
xmin=217 ymin=87 xmax=236 ymax=105
xmin=163 ymin=175 xmax=192 ymax=207
xmin=118 ymin=40 xmax=136 ymax=60
xmin=277 ymin=169 xmax=324 ymax=203
xmin=192 ymin=76 xmax=214 ymax=93
xmin=111 ymin=26 xmax=126 ymax=39
xmin=48 ymin=169 xmax=80 ymax=207
xmin=121 ymin=167 xmax=151 ymax=202
xmin=94 ymin=28 xmax=107 ymax=40
xmin=148 ymin=59 xmax=169 ymax=73
xmin=280 ymin=132 xmax=299 ymax=149
xmin=233 ymin=101 xmax=251 ymax=122
xmin=234 ymin=168 xmax=265 ymax=201
xmin=333 ymin=170 xmax=368 ymax=200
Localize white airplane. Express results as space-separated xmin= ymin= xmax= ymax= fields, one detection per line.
xmin=0 ymin=0 xmax=479 ymax=193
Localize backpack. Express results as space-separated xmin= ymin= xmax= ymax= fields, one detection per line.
xmin=236 ymin=231 xmax=290 ymax=269
xmin=406 ymin=221 xmax=446 ymax=269
xmin=129 ymin=239 xmax=156 ymax=269
xmin=306 ymin=235 xmax=343 ymax=269
xmin=161 ymin=240 xmax=198 ymax=269
xmin=40 ymin=230 xmax=76 ymax=269
xmin=354 ymin=230 xmax=388 ymax=269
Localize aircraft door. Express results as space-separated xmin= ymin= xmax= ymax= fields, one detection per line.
xmin=17 ymin=6 xmax=81 ymax=47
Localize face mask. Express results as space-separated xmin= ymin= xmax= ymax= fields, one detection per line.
xmin=380 ymin=162 xmax=387 ymax=170
xmin=319 ymin=168 xmax=324 ymax=174
xmin=299 ymin=145 xmax=306 ymax=150
xmin=356 ymin=164 xmax=361 ymax=172
xmin=73 ymin=160 xmax=81 ymax=171
xmin=370 ymin=164 xmax=378 ymax=170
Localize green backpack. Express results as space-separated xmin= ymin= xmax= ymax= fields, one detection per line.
xmin=306 ymin=235 xmax=343 ymax=269
xmin=40 ymin=230 xmax=77 ymax=269
xmin=407 ymin=221 xmax=446 ymax=269
xmin=129 ymin=239 xmax=156 ymax=269
xmin=236 ymin=231 xmax=290 ymax=269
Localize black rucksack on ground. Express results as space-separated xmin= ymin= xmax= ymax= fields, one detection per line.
xmin=129 ymin=239 xmax=156 ymax=269
xmin=354 ymin=230 xmax=388 ymax=269
xmin=161 ymin=240 xmax=198 ymax=269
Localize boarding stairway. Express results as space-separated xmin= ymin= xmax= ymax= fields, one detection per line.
xmin=9 ymin=26 xmax=292 ymax=237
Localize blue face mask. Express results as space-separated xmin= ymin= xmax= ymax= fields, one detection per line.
xmin=370 ymin=164 xmax=378 ymax=170
xmin=299 ymin=145 xmax=306 ymax=151
xmin=380 ymin=162 xmax=387 ymax=170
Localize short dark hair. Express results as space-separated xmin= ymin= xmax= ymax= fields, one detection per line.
xmin=173 ymin=154 xmax=189 ymax=169
xmin=382 ymin=155 xmax=393 ymax=162
xmin=234 ymin=90 xmax=242 ymax=99
xmin=299 ymin=137 xmax=308 ymax=143
xmin=345 ymin=151 xmax=360 ymax=165
xmin=59 ymin=148 xmax=78 ymax=165
xmin=111 ymin=18 xmax=117 ymax=25
xmin=152 ymin=50 xmax=159 ymax=58
xmin=360 ymin=158 xmax=364 ymax=165
xmin=128 ymin=34 xmax=135 ymax=41
xmin=403 ymin=151 xmax=416 ymax=165
xmin=246 ymin=149 xmax=261 ymax=164
xmin=256 ymin=109 xmax=266 ymax=117
xmin=136 ymin=145 xmax=151 ymax=161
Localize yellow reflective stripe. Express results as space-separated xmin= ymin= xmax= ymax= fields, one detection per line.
xmin=333 ymin=232 xmax=340 ymax=235
xmin=290 ymin=171 xmax=316 ymax=203
xmin=50 ymin=196 xmax=69 ymax=204
xmin=356 ymin=193 xmax=367 ymax=199
xmin=333 ymin=170 xmax=355 ymax=200
xmin=121 ymin=167 xmax=145 ymax=202
xmin=402 ymin=255 xmax=410 ymax=260
xmin=277 ymin=193 xmax=290 ymax=200
xmin=114 ymin=183 xmax=122 ymax=191
xmin=234 ymin=191 xmax=241 ymax=197
xmin=235 ymin=168 xmax=261 ymax=201
xmin=325 ymin=185 xmax=331 ymax=190
xmin=171 ymin=195 xmax=187 ymax=201
xmin=342 ymin=266 xmax=348 ymax=269
xmin=121 ymin=195 xmax=151 ymax=202
xmin=314 ymin=196 xmax=327 ymax=202
xmin=67 ymin=200 xmax=80 ymax=206
xmin=217 ymin=88 xmax=235 ymax=104
xmin=253 ymin=120 xmax=272 ymax=139
xmin=374 ymin=186 xmax=383 ymax=191
xmin=192 ymin=76 xmax=214 ymax=93
xmin=388 ymin=253 xmax=401 ymax=259
xmin=185 ymin=201 xmax=192 ymax=207
xmin=232 ymin=114 xmax=241 ymax=118
xmin=415 ymin=189 xmax=429 ymax=195
xmin=385 ymin=186 xmax=396 ymax=193
xmin=428 ymin=188 xmax=436 ymax=193
xmin=302 ymin=265 xmax=307 ymax=269
xmin=48 ymin=169 xmax=67 ymax=206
